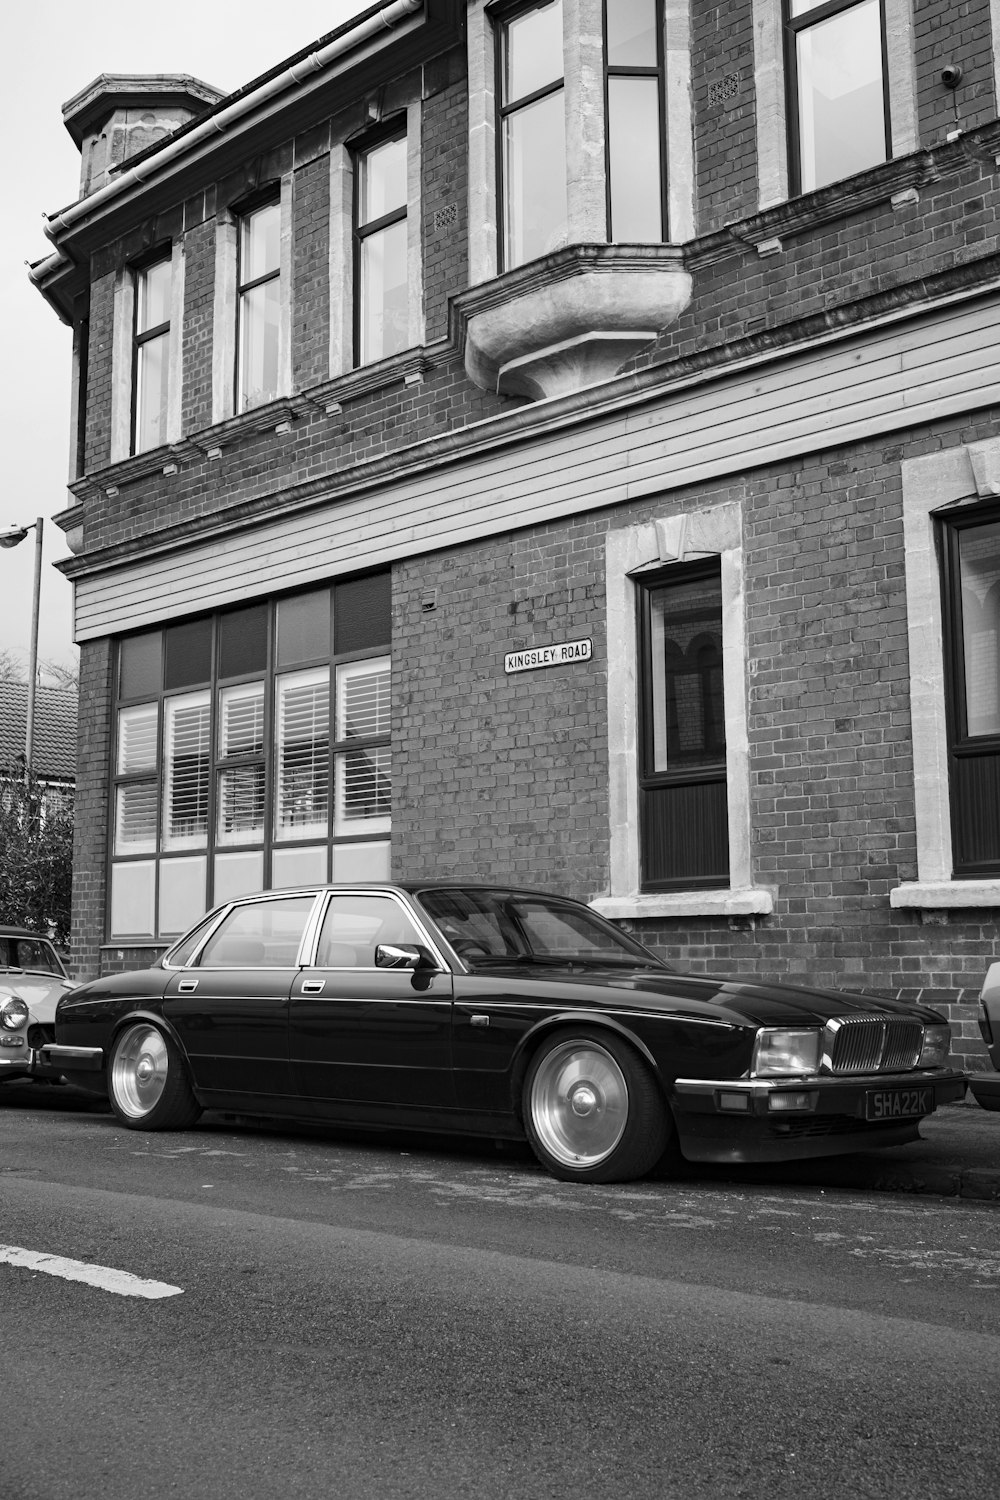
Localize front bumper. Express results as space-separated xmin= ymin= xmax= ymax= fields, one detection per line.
xmin=671 ymin=1068 xmax=967 ymax=1163
xmin=0 ymin=1045 xmax=67 ymax=1083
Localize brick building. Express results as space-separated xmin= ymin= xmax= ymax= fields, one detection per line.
xmin=28 ymin=0 xmax=1000 ymax=1069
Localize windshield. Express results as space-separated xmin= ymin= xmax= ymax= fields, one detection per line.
xmin=0 ymin=936 xmax=67 ymax=977
xmin=416 ymin=889 xmax=669 ymax=970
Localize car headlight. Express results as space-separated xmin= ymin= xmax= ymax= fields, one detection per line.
xmin=918 ymin=1023 xmax=951 ymax=1068
xmin=752 ymin=1027 xmax=821 ymax=1076
xmin=1 ymin=996 xmax=30 ymax=1031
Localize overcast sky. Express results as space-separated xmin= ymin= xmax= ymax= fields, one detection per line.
xmin=1 ymin=1 xmax=371 ymax=679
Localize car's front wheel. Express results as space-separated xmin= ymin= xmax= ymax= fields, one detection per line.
xmin=522 ymin=1028 xmax=672 ymax=1183
xmin=108 ymin=1023 xmax=201 ymax=1131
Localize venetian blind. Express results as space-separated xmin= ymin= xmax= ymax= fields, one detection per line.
xmin=275 ymin=668 xmax=330 ymax=840
xmin=163 ymin=691 xmax=211 ymax=849
xmin=114 ymin=704 xmax=158 ymax=853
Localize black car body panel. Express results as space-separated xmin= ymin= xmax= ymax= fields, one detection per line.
xmin=47 ymin=884 xmax=966 ymax=1172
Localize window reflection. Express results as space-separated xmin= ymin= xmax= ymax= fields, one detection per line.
xmin=134 ymin=256 xmax=171 ymax=454
xmin=604 ymin=0 xmax=665 ymax=242
xmin=356 ymin=132 xmax=409 ymax=364
xmin=499 ymin=0 xmax=567 ymax=269
xmin=237 ymin=200 xmax=281 ymax=411
xmin=790 ymin=0 xmax=887 ymax=192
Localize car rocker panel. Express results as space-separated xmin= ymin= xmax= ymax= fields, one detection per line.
xmin=44 ymin=884 xmax=967 ymax=1184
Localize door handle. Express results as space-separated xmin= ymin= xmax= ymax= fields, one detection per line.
xmin=300 ymin=980 xmax=326 ymax=994
xmin=177 ymin=979 xmax=199 ymax=993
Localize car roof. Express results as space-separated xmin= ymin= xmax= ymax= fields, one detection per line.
xmin=0 ymin=926 xmax=56 ymax=940
xmin=225 ymin=881 xmax=569 ymax=902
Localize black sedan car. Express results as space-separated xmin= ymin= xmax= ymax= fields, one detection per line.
xmin=44 ymin=884 xmax=966 ymax=1183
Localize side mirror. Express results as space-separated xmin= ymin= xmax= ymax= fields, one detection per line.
xmin=375 ymin=943 xmax=428 ymax=970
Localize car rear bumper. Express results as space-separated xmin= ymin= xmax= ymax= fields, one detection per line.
xmin=968 ymin=1071 xmax=1000 ymax=1111
xmin=671 ymin=1069 xmax=967 ymax=1163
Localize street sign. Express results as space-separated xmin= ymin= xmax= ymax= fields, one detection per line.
xmin=504 ymin=638 xmax=593 ymax=674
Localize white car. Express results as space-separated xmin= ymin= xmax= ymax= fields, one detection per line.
xmin=970 ymin=963 xmax=1000 ymax=1111
xmin=0 ymin=928 xmax=77 ymax=1083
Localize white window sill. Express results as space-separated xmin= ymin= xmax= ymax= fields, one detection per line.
xmin=591 ymin=888 xmax=774 ymax=921
xmin=890 ymin=881 xmax=1000 ymax=909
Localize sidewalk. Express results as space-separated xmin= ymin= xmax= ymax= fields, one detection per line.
xmin=702 ymin=1098 xmax=1000 ymax=1202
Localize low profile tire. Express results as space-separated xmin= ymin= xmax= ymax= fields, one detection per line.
xmin=108 ymin=1023 xmax=201 ymax=1131
xmin=522 ymin=1027 xmax=672 ymax=1183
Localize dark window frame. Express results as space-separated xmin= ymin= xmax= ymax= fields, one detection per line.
xmin=493 ymin=0 xmax=566 ymax=273
xmin=939 ymin=505 xmax=1000 ymax=878
xmin=783 ymin=0 xmax=890 ymax=198
xmin=636 ymin=558 xmax=729 ymax=892
xmin=351 ymin=117 xmax=408 ymax=368
xmin=130 ymin=247 xmax=172 ymax=456
xmin=602 ymin=0 xmax=669 ymax=242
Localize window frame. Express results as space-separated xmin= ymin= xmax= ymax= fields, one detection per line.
xmin=235 ymin=191 xmax=282 ymax=414
xmin=939 ymin=505 xmax=1000 ymax=879
xmin=352 ymin=120 xmax=409 ymax=367
xmin=130 ymin=249 xmax=172 ymax=456
xmin=494 ymin=0 xmax=567 ymax=272
xmin=635 ymin=557 xmax=730 ymax=892
xmin=602 ymin=0 xmax=669 ymax=243
xmin=783 ymin=0 xmax=891 ymax=198
xmin=108 ymin=576 xmax=392 ymax=941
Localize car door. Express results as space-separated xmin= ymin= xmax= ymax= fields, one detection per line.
xmin=163 ymin=891 xmax=320 ymax=1099
xmin=288 ymin=891 xmax=455 ymax=1111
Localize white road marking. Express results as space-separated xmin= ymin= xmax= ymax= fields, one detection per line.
xmin=0 ymin=1244 xmax=183 ymax=1299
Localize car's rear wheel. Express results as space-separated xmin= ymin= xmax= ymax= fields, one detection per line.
xmin=522 ymin=1028 xmax=672 ymax=1183
xmin=108 ymin=1023 xmax=201 ymax=1131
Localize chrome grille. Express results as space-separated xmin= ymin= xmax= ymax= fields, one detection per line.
xmin=823 ymin=1015 xmax=924 ymax=1074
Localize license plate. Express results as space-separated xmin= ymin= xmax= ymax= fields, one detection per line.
xmin=865 ymin=1087 xmax=932 ymax=1122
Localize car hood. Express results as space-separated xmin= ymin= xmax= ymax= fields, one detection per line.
xmin=0 ymin=973 xmax=75 ymax=1024
xmin=467 ymin=965 xmax=946 ymax=1027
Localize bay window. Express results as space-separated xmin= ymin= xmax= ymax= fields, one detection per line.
xmin=497 ymin=0 xmax=568 ymax=269
xmin=605 ymin=0 xmax=667 ymax=241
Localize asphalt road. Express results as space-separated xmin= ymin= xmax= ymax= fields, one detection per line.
xmin=3 ymin=1083 xmax=998 ymax=1500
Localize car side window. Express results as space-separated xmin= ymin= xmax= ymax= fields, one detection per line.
xmin=315 ymin=895 xmax=420 ymax=968
xmin=196 ymin=895 xmax=316 ymax=967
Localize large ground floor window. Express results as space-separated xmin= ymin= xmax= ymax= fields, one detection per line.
xmin=109 ymin=571 xmax=391 ymax=940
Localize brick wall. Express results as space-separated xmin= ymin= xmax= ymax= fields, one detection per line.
xmin=628 ymin=137 xmax=1000 ymax=374
xmin=181 ymin=216 xmax=216 ymax=436
xmin=71 ymin=638 xmax=113 ymax=981
xmin=914 ymin=0 xmax=997 ymax=145
xmin=421 ymin=73 xmax=469 ymax=341
xmin=84 ymin=271 xmax=115 ymax=473
xmin=292 ymin=153 xmax=331 ymax=391
xmin=690 ymin=0 xmax=759 ymax=234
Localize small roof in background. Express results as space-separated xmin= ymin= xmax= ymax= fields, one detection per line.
xmin=0 ymin=683 xmax=78 ymax=782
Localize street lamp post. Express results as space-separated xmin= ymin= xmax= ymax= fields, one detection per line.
xmin=0 ymin=518 xmax=44 ymax=771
